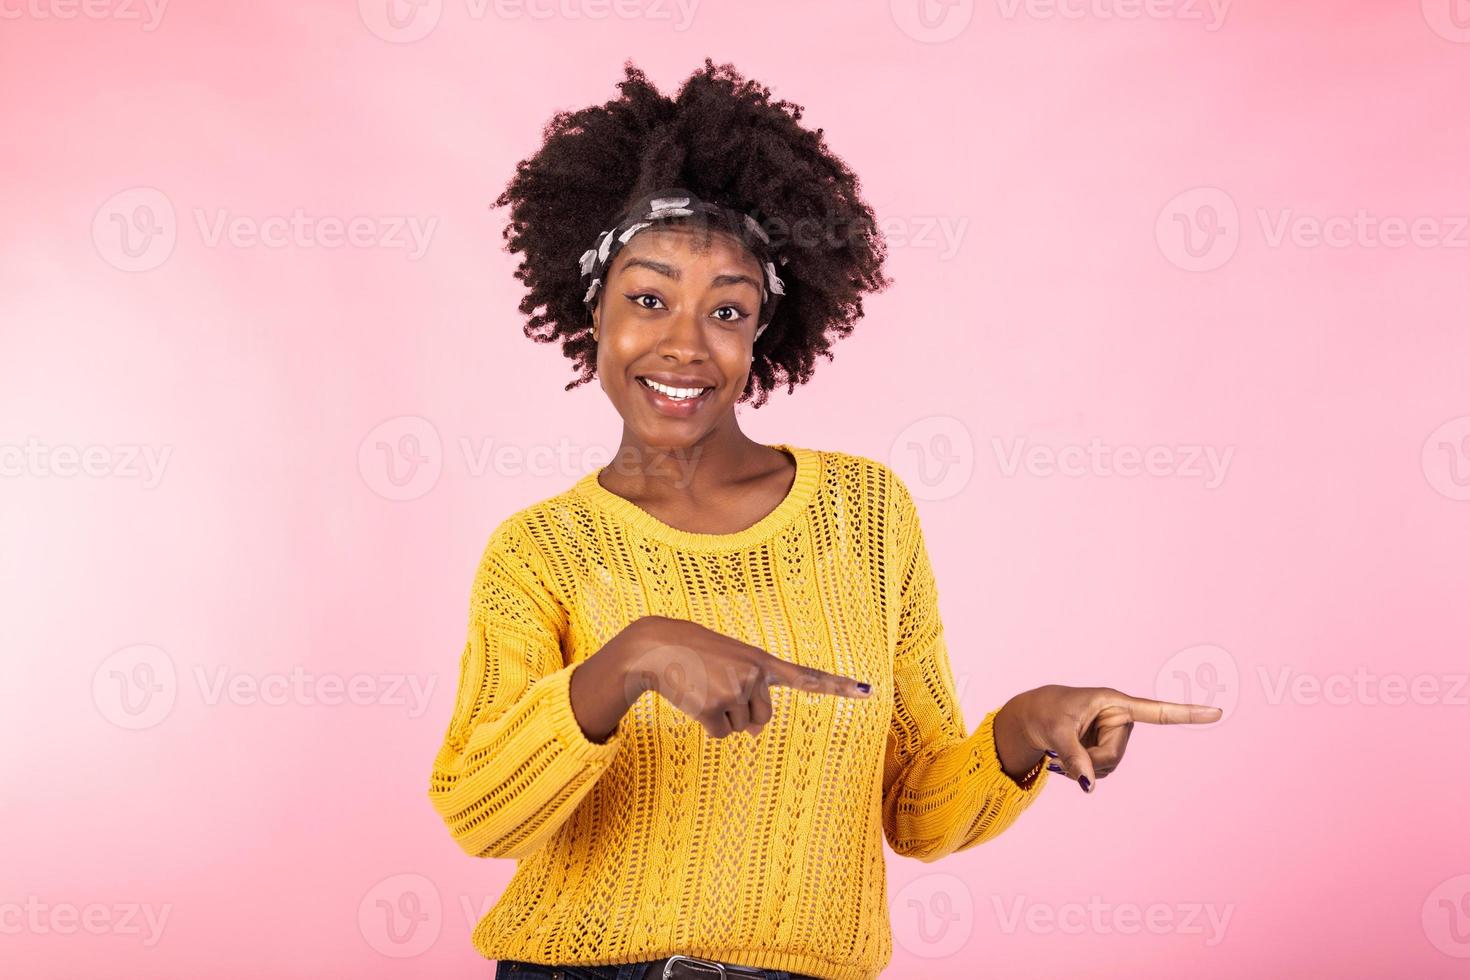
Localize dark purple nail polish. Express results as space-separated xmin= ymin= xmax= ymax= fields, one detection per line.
xmin=1079 ymin=776 xmax=1092 ymax=793
xmin=1043 ymin=749 xmax=1059 ymax=758
xmin=857 ymin=682 xmax=870 ymax=693
xmin=1046 ymin=764 xmax=1064 ymax=773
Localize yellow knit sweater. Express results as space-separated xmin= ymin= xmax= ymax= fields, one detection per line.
xmin=426 ymin=443 xmax=1049 ymax=980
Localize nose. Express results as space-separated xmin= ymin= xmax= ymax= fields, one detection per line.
xmin=656 ymin=301 xmax=710 ymax=363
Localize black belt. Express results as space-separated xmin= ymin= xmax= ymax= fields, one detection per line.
xmin=639 ymin=954 xmax=824 ymax=980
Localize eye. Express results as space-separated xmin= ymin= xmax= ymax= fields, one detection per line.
xmin=626 ymin=293 xmax=665 ymax=310
xmin=711 ymin=305 xmax=748 ymax=323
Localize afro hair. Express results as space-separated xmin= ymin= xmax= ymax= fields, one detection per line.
xmin=492 ymin=58 xmax=892 ymax=409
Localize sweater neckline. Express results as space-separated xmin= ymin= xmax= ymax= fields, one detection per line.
xmin=572 ymin=443 xmax=819 ymax=552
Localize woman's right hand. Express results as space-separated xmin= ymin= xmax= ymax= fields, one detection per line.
xmin=618 ymin=615 xmax=872 ymax=739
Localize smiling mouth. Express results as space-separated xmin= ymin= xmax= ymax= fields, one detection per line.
xmin=637 ymin=376 xmax=715 ymax=401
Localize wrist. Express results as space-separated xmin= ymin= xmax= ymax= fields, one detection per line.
xmin=993 ymin=692 xmax=1045 ymax=784
xmin=569 ymin=620 xmax=662 ymax=744
xmin=612 ymin=616 xmax=662 ymax=695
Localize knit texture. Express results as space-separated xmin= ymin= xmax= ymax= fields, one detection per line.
xmin=426 ymin=443 xmax=1049 ymax=980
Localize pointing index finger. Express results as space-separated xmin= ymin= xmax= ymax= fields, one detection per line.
xmin=767 ymin=657 xmax=871 ymax=699
xmin=1108 ymin=692 xmax=1223 ymax=725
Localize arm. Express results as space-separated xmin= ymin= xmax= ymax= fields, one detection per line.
xmin=427 ymin=518 xmax=625 ymax=860
xmin=880 ymin=474 xmax=1050 ymax=863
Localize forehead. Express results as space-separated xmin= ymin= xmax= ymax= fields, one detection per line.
xmin=611 ymin=223 xmax=761 ymax=271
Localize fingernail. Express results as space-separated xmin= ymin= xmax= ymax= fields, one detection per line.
xmin=1046 ymin=764 xmax=1064 ymax=773
xmin=1043 ymin=749 xmax=1059 ymax=758
xmin=857 ymin=682 xmax=870 ymax=693
xmin=1079 ymin=776 xmax=1092 ymax=793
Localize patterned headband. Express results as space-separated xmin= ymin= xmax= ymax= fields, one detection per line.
xmin=578 ymin=189 xmax=787 ymax=341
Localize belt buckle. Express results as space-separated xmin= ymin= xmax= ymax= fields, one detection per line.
xmin=660 ymin=954 xmax=765 ymax=980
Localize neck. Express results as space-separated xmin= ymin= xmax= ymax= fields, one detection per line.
xmin=601 ymin=427 xmax=772 ymax=501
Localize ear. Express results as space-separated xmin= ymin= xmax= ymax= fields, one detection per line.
xmin=591 ymin=305 xmax=600 ymax=343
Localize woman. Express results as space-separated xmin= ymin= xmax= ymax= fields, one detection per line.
xmin=427 ymin=60 xmax=1220 ymax=980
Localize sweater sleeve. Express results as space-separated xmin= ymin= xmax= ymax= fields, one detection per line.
xmin=427 ymin=517 xmax=623 ymax=860
xmin=880 ymin=473 xmax=1049 ymax=863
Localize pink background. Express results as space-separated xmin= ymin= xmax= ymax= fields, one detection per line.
xmin=3 ymin=2 xmax=1469 ymax=977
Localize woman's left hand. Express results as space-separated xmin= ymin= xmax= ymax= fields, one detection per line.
xmin=993 ymin=685 xmax=1222 ymax=793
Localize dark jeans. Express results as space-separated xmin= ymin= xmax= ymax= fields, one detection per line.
xmin=494 ymin=958 xmax=802 ymax=980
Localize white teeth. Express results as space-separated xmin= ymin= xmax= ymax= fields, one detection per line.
xmin=640 ymin=377 xmax=711 ymax=401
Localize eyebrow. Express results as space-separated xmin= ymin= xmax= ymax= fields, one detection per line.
xmin=620 ymin=257 xmax=760 ymax=290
